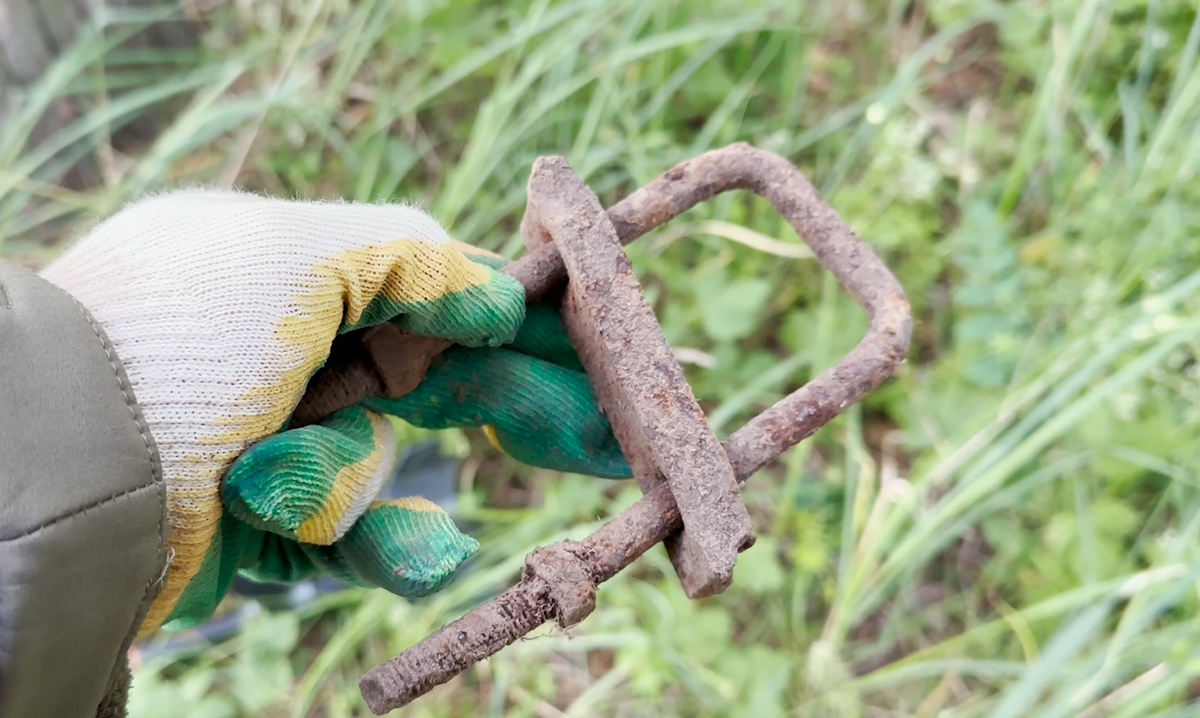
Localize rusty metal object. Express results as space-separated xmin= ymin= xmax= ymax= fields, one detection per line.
xmin=293 ymin=141 xmax=910 ymax=433
xmin=524 ymin=156 xmax=754 ymax=599
xmin=335 ymin=144 xmax=913 ymax=714
xmin=359 ymin=484 xmax=681 ymax=712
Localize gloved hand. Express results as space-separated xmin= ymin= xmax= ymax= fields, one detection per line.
xmin=39 ymin=190 xmax=630 ymax=637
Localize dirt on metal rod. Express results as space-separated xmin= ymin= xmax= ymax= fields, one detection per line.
xmin=527 ymin=154 xmax=755 ymax=599
xmin=358 ymin=483 xmax=683 ymax=713
xmin=356 ymin=144 xmax=912 ymax=714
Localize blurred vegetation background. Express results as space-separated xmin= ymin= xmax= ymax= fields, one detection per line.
xmin=4 ymin=0 xmax=1200 ymax=715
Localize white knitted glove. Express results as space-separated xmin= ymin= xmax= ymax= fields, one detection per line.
xmin=39 ymin=189 xmax=528 ymax=634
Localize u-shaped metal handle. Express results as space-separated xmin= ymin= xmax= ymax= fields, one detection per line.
xmin=353 ymin=143 xmax=912 ymax=713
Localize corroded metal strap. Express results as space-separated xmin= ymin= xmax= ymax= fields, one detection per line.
xmin=525 ymin=156 xmax=755 ymax=600
xmin=351 ymin=144 xmax=913 ymax=713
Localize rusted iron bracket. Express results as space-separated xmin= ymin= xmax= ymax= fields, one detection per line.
xmin=523 ymin=156 xmax=755 ymax=598
xmin=288 ymin=143 xmax=912 ymax=714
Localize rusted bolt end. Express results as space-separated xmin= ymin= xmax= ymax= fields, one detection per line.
xmin=523 ymin=541 xmax=597 ymax=628
xmin=359 ymin=665 xmax=404 ymax=715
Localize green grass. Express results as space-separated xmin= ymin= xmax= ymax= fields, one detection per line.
xmin=6 ymin=0 xmax=1200 ymax=715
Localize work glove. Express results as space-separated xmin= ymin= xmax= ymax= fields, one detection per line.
xmin=39 ymin=189 xmax=630 ymax=637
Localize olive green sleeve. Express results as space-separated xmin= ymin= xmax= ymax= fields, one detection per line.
xmin=0 ymin=261 xmax=167 ymax=718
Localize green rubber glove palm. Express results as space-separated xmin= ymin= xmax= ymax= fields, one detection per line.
xmin=40 ymin=191 xmax=630 ymax=635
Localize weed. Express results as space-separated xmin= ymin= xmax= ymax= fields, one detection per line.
xmin=6 ymin=0 xmax=1200 ymax=715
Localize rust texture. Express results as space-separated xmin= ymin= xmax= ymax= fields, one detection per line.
xmin=358 ymin=572 xmax=557 ymax=711
xmin=523 ymin=542 xmax=596 ymax=625
xmin=354 ymin=143 xmax=913 ymax=715
xmin=363 ymin=327 xmax=454 ymax=400
xmin=359 ymin=483 xmax=682 ymax=714
xmin=523 ymin=156 xmax=754 ymax=599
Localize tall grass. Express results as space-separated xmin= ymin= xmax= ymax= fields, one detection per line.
xmin=6 ymin=0 xmax=1200 ymax=716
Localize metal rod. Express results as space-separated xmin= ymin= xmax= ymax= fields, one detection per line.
xmin=355 ymin=144 xmax=913 ymax=713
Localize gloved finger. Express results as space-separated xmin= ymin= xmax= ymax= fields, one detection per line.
xmin=221 ymin=405 xmax=396 ymax=545
xmin=235 ymin=532 xmax=372 ymax=589
xmin=161 ymin=517 xmax=357 ymax=630
xmin=504 ymin=300 xmax=585 ymax=371
xmin=449 ymin=240 xmax=508 ymax=271
xmin=364 ymin=347 xmax=632 ymax=479
xmin=452 ymin=244 xmax=583 ymax=370
xmin=270 ymin=498 xmax=478 ymax=598
xmin=336 ymin=238 xmax=525 ymax=349
xmin=332 ymin=498 xmax=479 ymax=597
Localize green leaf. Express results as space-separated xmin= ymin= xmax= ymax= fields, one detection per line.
xmin=695 ymin=274 xmax=774 ymax=342
xmin=733 ymin=535 xmax=786 ymax=595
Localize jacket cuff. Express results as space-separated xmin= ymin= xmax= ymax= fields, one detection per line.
xmin=0 ymin=261 xmax=166 ymax=718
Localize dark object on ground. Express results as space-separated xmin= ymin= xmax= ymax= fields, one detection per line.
xmin=289 ymin=143 xmax=912 ymax=713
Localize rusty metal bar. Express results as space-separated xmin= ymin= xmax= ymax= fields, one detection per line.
xmin=358 ymin=482 xmax=680 ymax=713
xmin=353 ymin=144 xmax=913 ymax=713
xmin=523 ymin=156 xmax=754 ymax=599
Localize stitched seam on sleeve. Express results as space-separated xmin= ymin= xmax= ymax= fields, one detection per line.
xmin=74 ymin=301 xmax=161 ymax=487
xmin=76 ymin=293 xmax=174 ymax=709
xmin=71 ymin=297 xmax=168 ymax=591
xmin=0 ymin=483 xmax=160 ymax=542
